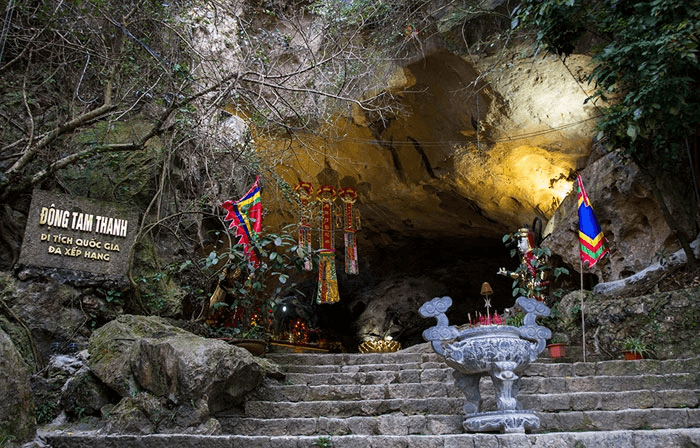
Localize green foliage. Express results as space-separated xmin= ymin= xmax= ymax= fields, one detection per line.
xmin=206 ymin=225 xmax=307 ymax=337
xmin=35 ymin=400 xmax=58 ymax=425
xmin=515 ymin=0 xmax=700 ymax=170
xmin=134 ymin=260 xmax=191 ymax=316
xmin=501 ymin=232 xmax=569 ymax=301
xmin=104 ymin=289 xmax=123 ymax=305
xmin=537 ymin=301 xmax=563 ymax=331
xmin=239 ymin=325 xmax=273 ymax=340
xmin=569 ymin=303 xmax=581 ymax=321
xmin=549 ymin=334 xmax=568 ymax=344
xmin=0 ymin=433 xmax=16 ymax=448
xmin=506 ymin=311 xmax=525 ymax=327
xmin=313 ymin=436 xmax=333 ymax=448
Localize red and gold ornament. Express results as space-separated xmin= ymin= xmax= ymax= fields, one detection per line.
xmin=338 ymin=187 xmax=359 ymax=275
xmin=316 ymin=186 xmax=339 ymax=304
xmin=294 ymin=182 xmax=314 ymax=271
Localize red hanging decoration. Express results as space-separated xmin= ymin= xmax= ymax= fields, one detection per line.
xmin=294 ymin=182 xmax=314 ymax=271
xmin=339 ymin=187 xmax=359 ymax=275
xmin=316 ymin=185 xmax=339 ymax=304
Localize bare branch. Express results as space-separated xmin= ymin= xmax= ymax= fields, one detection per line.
xmin=5 ymin=102 xmax=116 ymax=176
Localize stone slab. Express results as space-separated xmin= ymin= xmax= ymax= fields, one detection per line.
xmin=40 ymin=429 xmax=700 ymax=448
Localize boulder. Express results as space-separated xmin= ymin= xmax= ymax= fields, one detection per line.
xmin=351 ymin=275 xmax=450 ymax=346
xmin=103 ymin=392 xmax=162 ymax=435
xmin=0 ymin=328 xmax=35 ymax=443
xmin=88 ymin=315 xmax=263 ymax=413
xmin=103 ymin=392 xmax=221 ymax=435
xmin=61 ymin=365 xmax=117 ymax=419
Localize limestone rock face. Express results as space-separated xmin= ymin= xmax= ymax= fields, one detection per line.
xmin=8 ymin=274 xmax=86 ymax=364
xmin=558 ymin=287 xmax=700 ymax=359
xmin=0 ymin=328 xmax=35 ymax=443
xmin=6 ymin=269 xmax=126 ymax=366
xmin=88 ymin=315 xmax=262 ymax=413
xmin=32 ymin=352 xmax=105 ymax=427
xmin=543 ymin=149 xmax=696 ymax=283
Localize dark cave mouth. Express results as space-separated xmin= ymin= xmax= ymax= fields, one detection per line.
xmin=288 ymin=235 xmax=527 ymax=351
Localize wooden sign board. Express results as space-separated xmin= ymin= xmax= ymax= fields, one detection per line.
xmin=18 ymin=190 xmax=139 ymax=276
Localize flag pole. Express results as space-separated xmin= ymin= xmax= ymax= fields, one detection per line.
xmin=576 ymin=174 xmax=608 ymax=364
xmin=580 ymin=259 xmax=586 ymax=363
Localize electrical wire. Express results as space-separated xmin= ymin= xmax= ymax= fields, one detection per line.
xmin=306 ymin=115 xmax=601 ymax=147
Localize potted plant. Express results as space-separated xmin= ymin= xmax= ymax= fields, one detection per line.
xmin=230 ymin=325 xmax=273 ymax=356
xmin=205 ymin=225 xmax=306 ymax=355
xmin=621 ymin=336 xmax=651 ymax=360
xmin=547 ymin=335 xmax=568 ymax=358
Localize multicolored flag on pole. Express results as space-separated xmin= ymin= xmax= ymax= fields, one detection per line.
xmin=577 ymin=174 xmax=609 ymax=268
xmin=221 ymin=177 xmax=263 ymax=267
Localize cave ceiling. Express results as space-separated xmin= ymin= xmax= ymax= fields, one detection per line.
xmin=249 ymin=45 xmax=602 ymax=347
xmin=266 ymin=48 xmax=598 ymax=257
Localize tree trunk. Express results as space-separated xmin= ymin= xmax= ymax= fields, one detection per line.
xmin=640 ymin=165 xmax=697 ymax=271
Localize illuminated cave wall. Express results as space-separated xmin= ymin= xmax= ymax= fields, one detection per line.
xmin=267 ymin=48 xmax=598 ymax=251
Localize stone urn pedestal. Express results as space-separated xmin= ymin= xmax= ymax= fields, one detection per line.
xmin=419 ymin=296 xmax=551 ymax=434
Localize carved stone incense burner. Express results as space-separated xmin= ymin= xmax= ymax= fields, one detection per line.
xmin=419 ymin=295 xmax=551 ymax=433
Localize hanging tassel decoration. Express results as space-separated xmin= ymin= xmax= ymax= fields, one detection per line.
xmin=339 ymin=187 xmax=359 ymax=275
xmin=335 ymin=203 xmax=343 ymax=229
xmin=294 ymin=182 xmax=314 ymax=271
xmin=316 ymin=186 xmax=339 ymax=304
xmin=317 ymin=251 xmax=339 ymax=304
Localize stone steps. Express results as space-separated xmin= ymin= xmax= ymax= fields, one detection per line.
xmin=281 ymin=368 xmax=699 ymax=391
xmin=242 ymin=389 xmax=700 ymax=419
xmin=41 ymin=351 xmax=700 ymax=446
xmin=224 ymin=352 xmax=700 ymax=436
xmin=243 ymin=397 xmax=465 ymax=418
xmin=219 ymin=408 xmax=700 ymax=436
xmin=254 ymin=373 xmax=699 ymax=400
xmin=269 ymin=352 xmax=700 ymax=376
xmin=41 ymin=428 xmax=700 ymax=448
xmin=239 ymin=389 xmax=700 ymax=419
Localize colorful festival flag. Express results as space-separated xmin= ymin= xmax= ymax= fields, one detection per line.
xmin=577 ymin=174 xmax=609 ymax=268
xmin=222 ymin=177 xmax=262 ymax=266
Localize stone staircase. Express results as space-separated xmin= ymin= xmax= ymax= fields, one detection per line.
xmin=43 ymin=350 xmax=700 ymax=447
